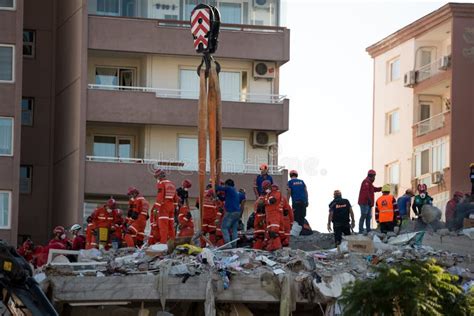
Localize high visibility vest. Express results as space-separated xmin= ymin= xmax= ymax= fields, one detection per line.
xmin=376 ymin=195 xmax=395 ymax=223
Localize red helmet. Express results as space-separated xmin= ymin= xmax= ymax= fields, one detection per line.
xmin=289 ymin=170 xmax=298 ymax=177
xmin=53 ymin=226 xmax=65 ymax=235
xmin=259 ymin=163 xmax=268 ymax=171
xmin=127 ymin=187 xmax=139 ymax=196
xmin=271 ymin=184 xmax=279 ymax=190
xmin=368 ymin=169 xmax=376 ymax=176
xmin=454 ymin=191 xmax=464 ymax=198
xmin=205 ymin=189 xmax=215 ymax=197
xmin=154 ymin=169 xmax=166 ymax=178
xmin=107 ymin=198 xmax=116 ymax=208
xmin=417 ymin=183 xmax=427 ymax=193
xmin=182 ymin=179 xmax=192 ymax=189
xmin=262 ymin=180 xmax=272 ymax=190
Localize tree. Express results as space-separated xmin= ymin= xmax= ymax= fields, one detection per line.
xmin=339 ymin=259 xmax=473 ymax=316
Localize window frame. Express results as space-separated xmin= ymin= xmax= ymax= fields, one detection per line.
xmin=20 ymin=165 xmax=33 ymax=194
xmin=0 ymin=191 xmax=12 ymax=230
xmin=0 ymin=116 xmax=14 ymax=156
xmin=386 ymin=109 xmax=400 ymax=135
xmin=22 ymin=30 xmax=36 ymax=59
xmin=92 ymin=134 xmax=135 ymax=159
xmin=413 ymin=137 xmax=449 ymax=182
xmin=21 ymin=97 xmax=34 ymax=126
xmin=0 ymin=0 xmax=15 ymax=10
xmin=385 ymin=161 xmax=400 ymax=185
xmin=387 ymin=57 xmax=401 ymax=82
xmin=94 ymin=65 xmax=137 ymax=88
xmin=0 ymin=44 xmax=15 ymax=83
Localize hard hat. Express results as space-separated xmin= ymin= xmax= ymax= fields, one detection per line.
xmin=154 ymin=168 xmax=166 ymax=178
xmin=259 ymin=163 xmax=268 ymax=171
xmin=382 ymin=184 xmax=391 ymax=192
xmin=106 ymin=198 xmax=116 ymax=208
xmin=206 ymin=189 xmax=215 ymax=196
xmin=368 ymin=169 xmax=377 ymax=176
xmin=70 ymin=224 xmax=82 ymax=232
xmin=289 ymin=170 xmax=298 ymax=177
xmin=417 ymin=183 xmax=427 ymax=193
xmin=262 ymin=180 xmax=272 ymax=189
xmin=271 ymin=183 xmax=279 ymax=190
xmin=182 ymin=179 xmax=192 ymax=189
xmin=53 ymin=226 xmax=65 ymax=235
xmin=454 ymin=191 xmax=464 ymax=198
xmin=127 ymin=187 xmax=139 ymax=196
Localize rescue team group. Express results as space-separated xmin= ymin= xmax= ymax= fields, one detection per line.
xmin=17 ymin=165 xmax=309 ymax=267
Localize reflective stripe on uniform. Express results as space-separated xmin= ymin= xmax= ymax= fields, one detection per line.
xmin=267 ymin=224 xmax=280 ymax=228
xmin=158 ymin=216 xmax=169 ymax=220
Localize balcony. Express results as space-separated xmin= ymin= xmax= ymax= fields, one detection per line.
xmin=87 ymin=85 xmax=289 ymax=132
xmin=414 ymin=112 xmax=447 ymax=136
xmin=84 ymin=157 xmax=287 ymax=197
xmin=412 ymin=111 xmax=450 ymax=146
xmin=415 ymin=56 xmax=451 ymax=83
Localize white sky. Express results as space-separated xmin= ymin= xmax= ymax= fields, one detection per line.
xmin=278 ymin=0 xmax=472 ymax=231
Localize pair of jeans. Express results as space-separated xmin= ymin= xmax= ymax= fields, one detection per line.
xmin=358 ymin=204 xmax=372 ymax=233
xmin=292 ymin=200 xmax=307 ymax=227
xmin=221 ymin=211 xmax=240 ymax=248
xmin=334 ymin=224 xmax=351 ymax=245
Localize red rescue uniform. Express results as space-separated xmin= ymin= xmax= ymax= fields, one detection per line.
xmin=265 ymin=188 xmax=283 ymax=251
xmin=214 ymin=200 xmax=225 ymax=247
xmin=111 ymin=208 xmax=124 ymax=247
xmin=91 ymin=206 xmax=114 ymax=249
xmin=124 ymin=196 xmax=149 ymax=247
xmin=253 ymin=196 xmax=266 ymax=250
xmin=154 ymin=179 xmax=178 ymax=243
xmin=85 ymin=220 xmax=96 ymax=249
xmin=199 ymin=190 xmax=218 ymax=247
xmin=177 ymin=205 xmax=194 ymax=237
xmin=280 ymin=196 xmax=294 ymax=247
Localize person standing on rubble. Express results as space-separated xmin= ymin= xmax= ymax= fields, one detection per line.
xmin=91 ymin=199 xmax=115 ymax=249
xmin=358 ymin=169 xmax=382 ymax=234
xmin=327 ymin=190 xmax=355 ymax=245
xmin=287 ymin=170 xmax=308 ymax=229
xmin=111 ymin=203 xmax=125 ymax=249
xmin=124 ymin=187 xmax=149 ymax=247
xmin=176 ymin=179 xmax=194 ymax=238
xmin=70 ymin=224 xmax=86 ymax=250
xmin=445 ymin=191 xmax=463 ymax=231
xmin=280 ymin=191 xmax=294 ymax=247
xmin=412 ymin=183 xmax=433 ymax=220
xmin=254 ymin=163 xmax=273 ymax=199
xmin=263 ymin=180 xmax=283 ymax=251
xmin=152 ymin=169 xmax=178 ymax=244
xmin=253 ymin=195 xmax=267 ymax=249
xmin=397 ymin=189 xmax=414 ymax=229
xmin=85 ymin=215 xmax=95 ymax=249
xmin=216 ymin=179 xmax=245 ymax=248
xmin=215 ymin=181 xmax=227 ymax=247
xmin=198 ymin=184 xmax=218 ymax=247
xmin=375 ymin=185 xmax=400 ymax=233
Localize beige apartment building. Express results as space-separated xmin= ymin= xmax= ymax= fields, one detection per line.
xmin=0 ymin=0 xmax=290 ymax=245
xmin=367 ymin=3 xmax=474 ymax=218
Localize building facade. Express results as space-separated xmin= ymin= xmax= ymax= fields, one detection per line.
xmin=367 ymin=3 xmax=474 ymax=218
xmin=0 ymin=0 xmax=290 ymax=245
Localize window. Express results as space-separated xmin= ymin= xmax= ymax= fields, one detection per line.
xmin=21 ymin=98 xmax=34 ymax=126
xmin=219 ymin=2 xmax=242 ymax=24
xmin=178 ymin=137 xmax=245 ymax=172
xmin=20 ymin=165 xmax=32 ymax=194
xmin=0 ymin=0 xmax=14 ymax=9
xmin=386 ymin=110 xmax=400 ymax=134
xmin=0 ymin=45 xmax=14 ymax=82
xmin=93 ymin=135 xmax=133 ymax=160
xmin=0 ymin=117 xmax=13 ymax=156
xmin=386 ymin=162 xmax=400 ymax=185
xmin=432 ymin=141 xmax=447 ymax=172
xmin=97 ymin=0 xmax=119 ymax=16
xmin=0 ymin=191 xmax=11 ymax=229
xmin=414 ymin=138 xmax=449 ymax=179
xmin=388 ymin=58 xmax=400 ymax=82
xmin=23 ymin=30 xmax=35 ymax=58
xmin=95 ymin=67 xmax=136 ymax=87
xmin=179 ymin=69 xmax=242 ymax=101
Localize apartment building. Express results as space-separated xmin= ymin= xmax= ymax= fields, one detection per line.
xmin=0 ymin=0 xmax=290 ymax=245
xmin=367 ymin=3 xmax=474 ymax=217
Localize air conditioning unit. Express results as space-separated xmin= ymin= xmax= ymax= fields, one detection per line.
xmin=431 ymin=171 xmax=443 ymax=184
xmin=253 ymin=0 xmax=271 ymax=9
xmin=252 ymin=131 xmax=270 ymax=147
xmin=253 ymin=62 xmax=276 ymax=79
xmin=438 ymin=55 xmax=450 ymax=70
xmin=404 ymin=71 xmax=416 ymax=87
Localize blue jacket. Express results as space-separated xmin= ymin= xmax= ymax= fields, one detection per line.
xmin=215 ymin=185 xmax=243 ymax=212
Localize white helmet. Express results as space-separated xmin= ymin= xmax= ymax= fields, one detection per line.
xmin=70 ymin=224 xmax=82 ymax=232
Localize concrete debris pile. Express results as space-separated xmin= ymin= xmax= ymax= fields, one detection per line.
xmin=42 ymin=230 xmax=474 ymax=314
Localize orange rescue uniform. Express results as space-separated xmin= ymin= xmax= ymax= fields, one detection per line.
xmin=124 ymin=196 xmax=149 ymax=247
xmin=265 ymin=188 xmax=283 ymax=251
xmin=154 ymin=179 xmax=178 ymax=243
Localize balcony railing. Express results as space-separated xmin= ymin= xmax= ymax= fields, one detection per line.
xmin=415 ymin=56 xmax=451 ymax=82
xmin=88 ymin=0 xmax=281 ymax=28
xmin=414 ymin=112 xmax=447 ymax=136
xmin=86 ymin=156 xmax=285 ymax=175
xmin=88 ymin=84 xmax=286 ymax=104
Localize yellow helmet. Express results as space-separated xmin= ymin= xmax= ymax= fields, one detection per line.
xmin=382 ymin=184 xmax=391 ymax=193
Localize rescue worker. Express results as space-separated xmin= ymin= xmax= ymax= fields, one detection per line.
xmin=287 ymin=170 xmax=308 ymax=228
xmin=111 ymin=205 xmax=125 ymax=249
xmin=215 ymin=179 xmax=245 ymax=248
xmin=91 ymin=199 xmax=115 ymax=249
xmin=48 ymin=226 xmax=69 ymax=250
xmin=85 ymin=216 xmax=96 ymax=249
xmin=396 ymin=189 xmax=414 ymax=230
xmin=215 ymin=182 xmax=226 ymax=247
xmin=253 ymin=196 xmax=266 ymax=250
xmin=70 ymin=224 xmax=86 ymax=250
xmin=280 ymin=190 xmax=294 ymax=247
xmin=327 ymin=190 xmax=355 ymax=245
xmin=375 ymin=184 xmax=400 ymax=233
xmin=17 ymin=239 xmax=35 ymax=263
xmin=198 ymin=185 xmax=218 ymax=247
xmin=254 ymin=163 xmax=273 ymax=199
xmin=152 ymin=169 xmax=178 ymax=243
xmin=445 ymin=191 xmax=464 ymax=231
xmin=412 ymin=183 xmax=433 ymax=219
xmin=124 ymin=187 xmax=149 ymax=247
xmin=177 ymin=179 xmax=192 ymax=207
xmin=358 ymin=169 xmax=382 ymax=234
xmin=148 ymin=202 xmax=161 ymax=245
xmin=177 ymin=204 xmax=194 ymax=238
xmin=263 ymin=180 xmax=283 ymax=251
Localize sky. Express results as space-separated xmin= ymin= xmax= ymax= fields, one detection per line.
xmin=278 ymin=0 xmax=471 ymax=231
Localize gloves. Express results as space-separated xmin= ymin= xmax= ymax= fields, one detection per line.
xmin=269 ymin=231 xmax=278 ymax=239
xmin=186 ymin=212 xmax=192 ymax=220
xmin=127 ymin=209 xmax=133 ymax=218
xmin=130 ymin=212 xmax=138 ymax=220
xmin=283 ymin=209 xmax=289 ymax=216
xmin=269 ymin=197 xmax=277 ymax=205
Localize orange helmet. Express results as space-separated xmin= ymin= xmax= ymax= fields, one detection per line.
xmin=182 ymin=179 xmax=192 ymax=189
xmin=259 ymin=163 xmax=268 ymax=171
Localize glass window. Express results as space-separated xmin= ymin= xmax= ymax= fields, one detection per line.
xmin=0 ymin=45 xmax=14 ymax=82
xmin=387 ymin=162 xmax=400 ymax=185
xmin=23 ymin=30 xmax=35 ymax=58
xmin=179 ymin=69 xmax=199 ymax=99
xmin=0 ymin=191 xmax=10 ymax=228
xmin=20 ymin=165 xmax=32 ymax=194
xmin=219 ymin=2 xmax=242 ymax=24
xmin=421 ymin=149 xmax=430 ymax=175
xmin=389 ymin=58 xmax=400 ymax=81
xmin=118 ymin=139 xmax=132 ymax=159
xmin=21 ymin=98 xmax=34 ymax=126
xmin=95 ymin=67 xmax=118 ymax=86
xmin=93 ymin=136 xmax=116 ymax=157
xmin=180 ymin=69 xmax=241 ymax=101
xmin=97 ymin=0 xmax=119 ymax=16
xmin=0 ymin=117 xmax=13 ymax=156
xmin=0 ymin=0 xmax=14 ymax=9
xmin=387 ymin=110 xmax=399 ymax=134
